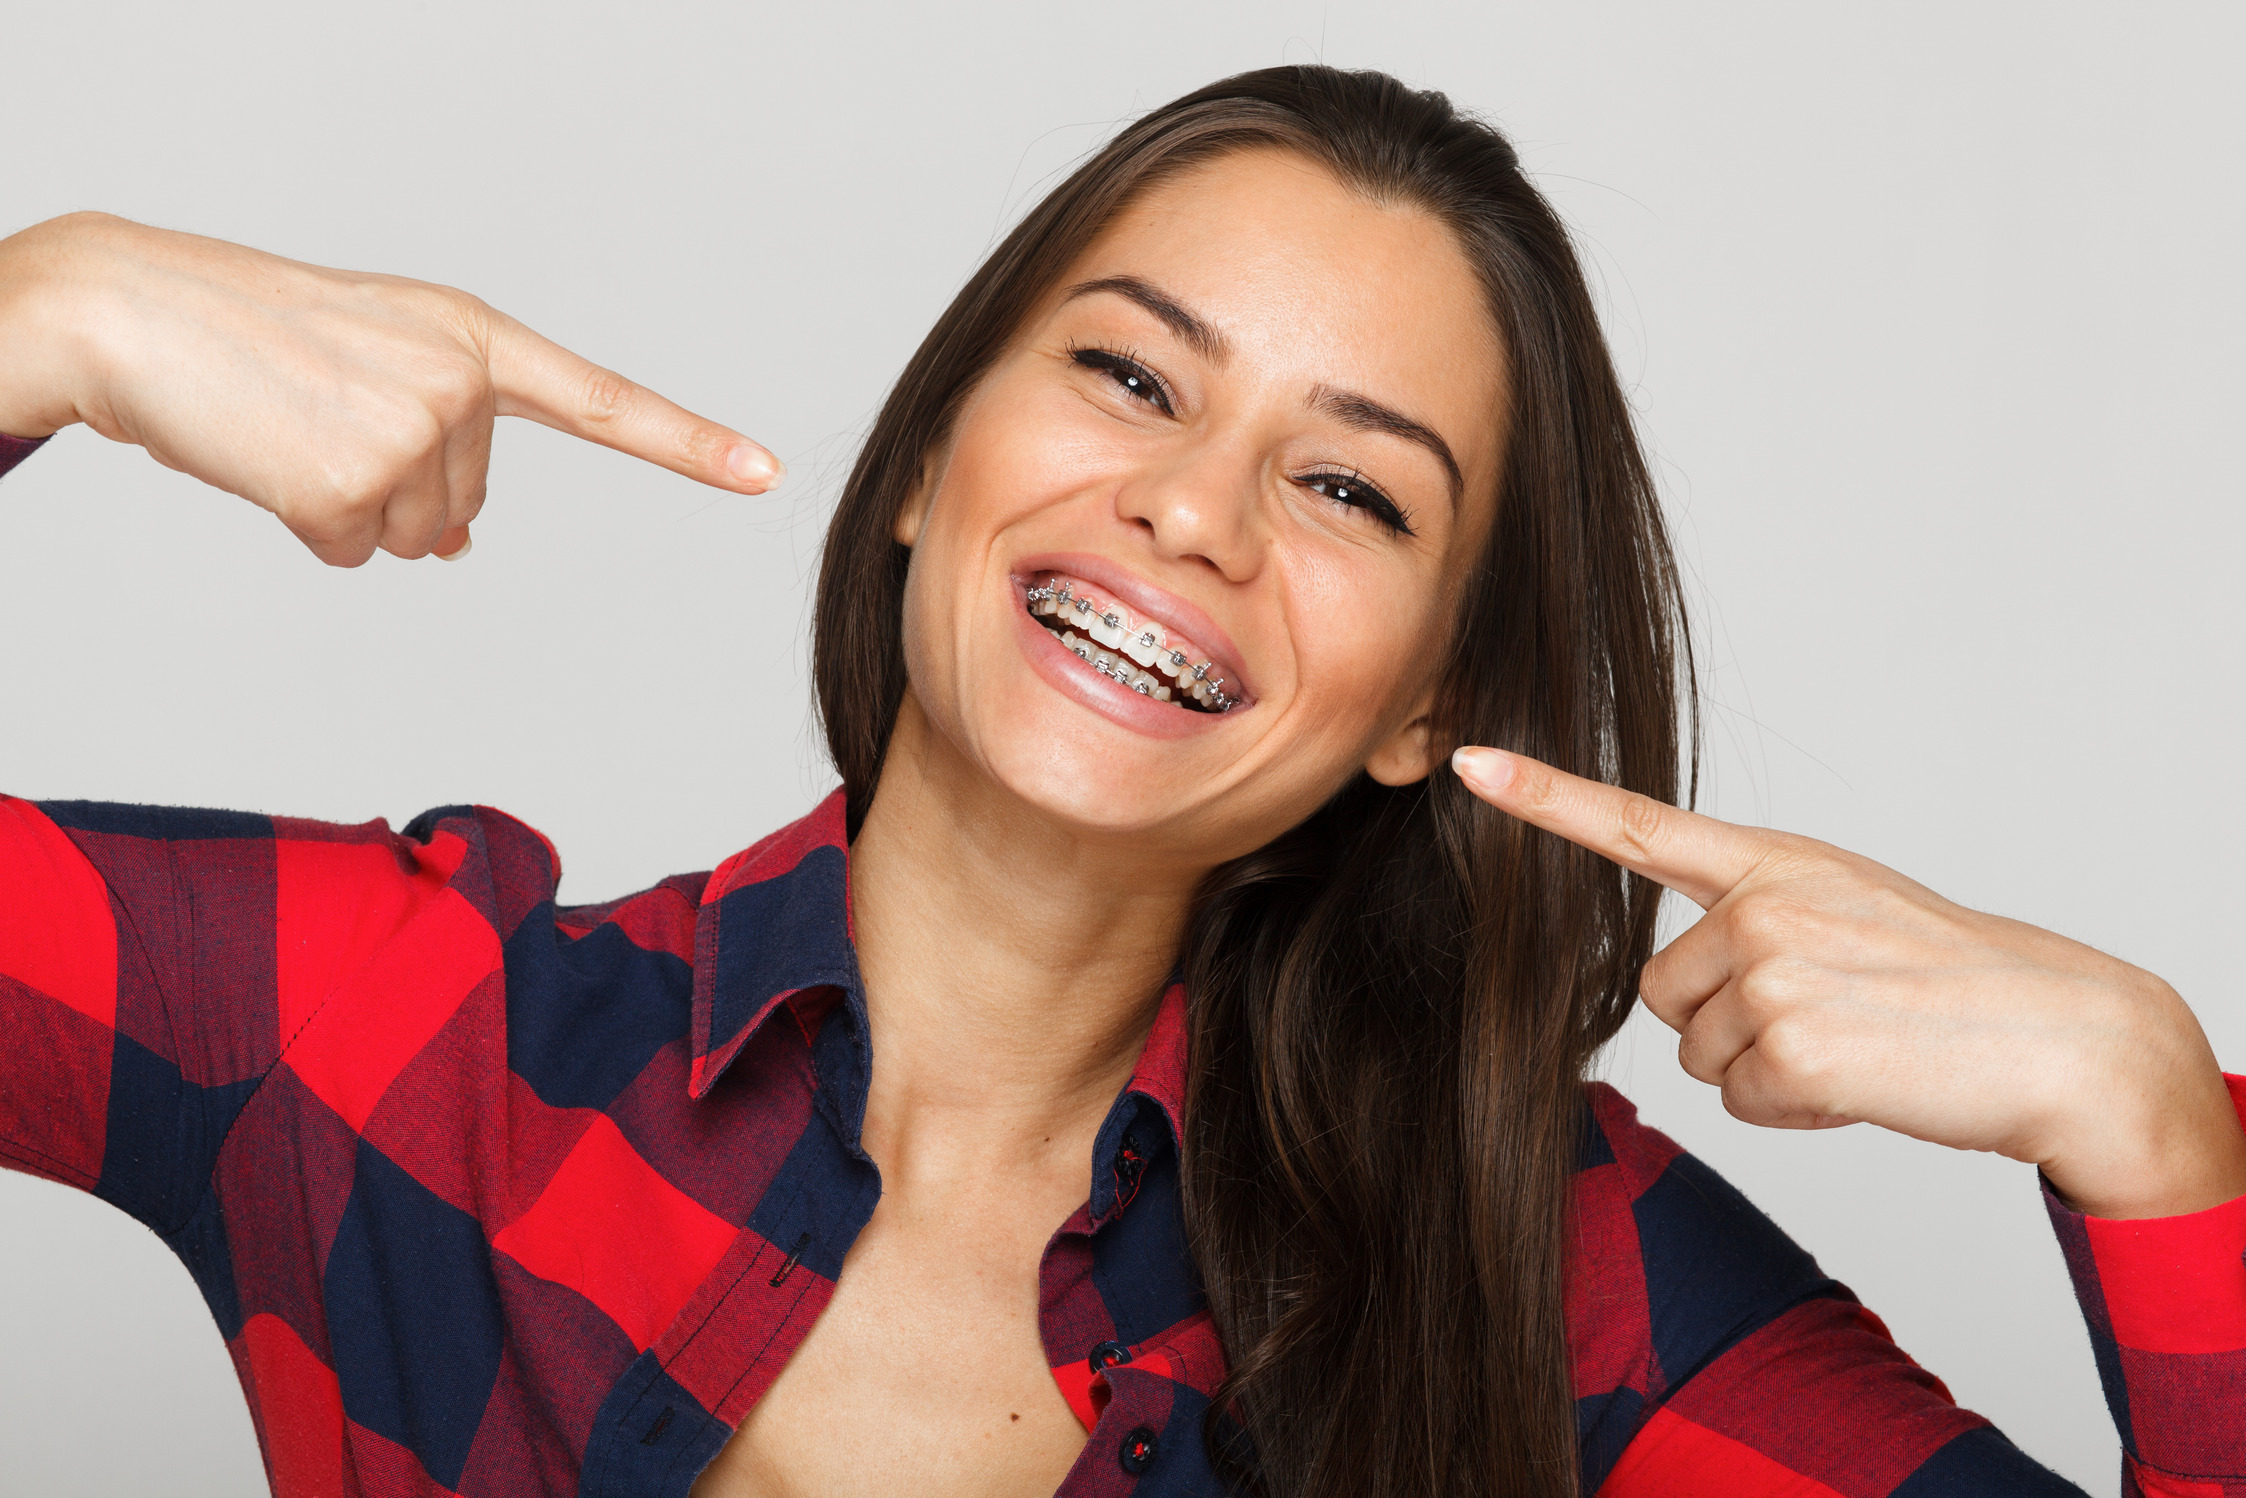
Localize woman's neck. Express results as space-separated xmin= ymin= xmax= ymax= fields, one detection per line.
xmin=846 ymin=694 xmax=1205 ymax=1189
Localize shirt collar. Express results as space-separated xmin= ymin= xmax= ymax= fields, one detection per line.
xmin=689 ymin=789 xmax=862 ymax=1101
xmin=689 ymin=789 xmax=1190 ymax=1195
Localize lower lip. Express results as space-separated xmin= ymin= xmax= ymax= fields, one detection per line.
xmin=1011 ymin=600 xmax=1235 ymax=740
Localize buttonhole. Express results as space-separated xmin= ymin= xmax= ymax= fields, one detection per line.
xmin=640 ymin=1406 xmax=674 ymax=1446
xmin=769 ymin=1230 xmax=812 ymax=1288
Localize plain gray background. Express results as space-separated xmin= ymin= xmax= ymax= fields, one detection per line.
xmin=2 ymin=2 xmax=2238 ymax=1492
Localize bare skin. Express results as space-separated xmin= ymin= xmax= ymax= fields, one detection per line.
xmin=0 ymin=211 xmax=782 ymax=564
xmin=697 ymin=150 xmax=1507 ymax=1497
xmin=1455 ymin=747 xmax=2246 ymax=1221
xmin=1 ymin=143 xmax=2240 ymax=1498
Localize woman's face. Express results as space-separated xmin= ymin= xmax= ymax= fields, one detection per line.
xmin=894 ymin=147 xmax=1509 ymax=864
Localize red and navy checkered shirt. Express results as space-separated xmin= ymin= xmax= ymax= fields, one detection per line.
xmin=2 ymin=431 xmax=2241 ymax=1497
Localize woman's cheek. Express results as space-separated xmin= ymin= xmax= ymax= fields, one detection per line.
xmin=1290 ymin=554 xmax=1441 ymax=740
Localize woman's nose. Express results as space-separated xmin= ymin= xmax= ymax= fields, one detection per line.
xmin=1112 ymin=437 xmax=1263 ymax=582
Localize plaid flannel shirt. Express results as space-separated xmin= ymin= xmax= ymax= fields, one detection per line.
xmin=2 ymin=432 xmax=2240 ymax=1497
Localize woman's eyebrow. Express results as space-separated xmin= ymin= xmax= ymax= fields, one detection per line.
xmin=1060 ymin=277 xmax=1462 ymax=505
xmin=1060 ymin=276 xmax=1229 ymax=364
xmin=1309 ymin=384 xmax=1464 ymax=505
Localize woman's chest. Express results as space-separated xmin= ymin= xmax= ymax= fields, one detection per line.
xmin=688 ymin=1184 xmax=1090 ymax=1498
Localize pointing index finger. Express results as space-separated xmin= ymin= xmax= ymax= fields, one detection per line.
xmin=481 ymin=309 xmax=784 ymax=492
xmin=1452 ymin=746 xmax=1768 ymax=909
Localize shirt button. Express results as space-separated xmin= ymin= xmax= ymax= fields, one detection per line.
xmin=1118 ymin=1425 xmax=1159 ymax=1475
xmin=1089 ymin=1340 xmax=1133 ymax=1372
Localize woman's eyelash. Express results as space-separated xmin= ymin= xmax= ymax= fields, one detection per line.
xmin=1298 ymin=469 xmax=1415 ymax=537
xmin=1067 ymin=346 xmax=1412 ymax=538
xmin=1068 ymin=344 xmax=1175 ymax=414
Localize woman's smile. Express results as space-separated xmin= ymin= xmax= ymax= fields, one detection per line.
xmin=891 ymin=146 xmax=1507 ymax=846
xmin=1014 ymin=550 xmax=1253 ymax=724
xmin=4 ymin=55 xmax=2234 ymax=1498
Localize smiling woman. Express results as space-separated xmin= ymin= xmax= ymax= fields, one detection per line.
xmin=0 ymin=63 xmax=2241 ymax=1498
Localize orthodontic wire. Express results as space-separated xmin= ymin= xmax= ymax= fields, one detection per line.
xmin=1024 ymin=583 xmax=1234 ymax=710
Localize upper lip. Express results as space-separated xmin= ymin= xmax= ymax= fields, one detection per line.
xmin=1012 ymin=551 xmax=1253 ymax=701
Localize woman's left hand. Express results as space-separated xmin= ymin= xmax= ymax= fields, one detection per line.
xmin=1453 ymin=745 xmax=2246 ymax=1221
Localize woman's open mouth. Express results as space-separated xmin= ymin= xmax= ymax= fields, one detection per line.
xmin=1022 ymin=572 xmax=1241 ymax=713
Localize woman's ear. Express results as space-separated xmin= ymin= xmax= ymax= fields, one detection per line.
xmin=892 ymin=484 xmax=928 ymax=547
xmin=893 ymin=443 xmax=952 ymax=547
xmin=1364 ymin=697 xmax=1438 ymax=786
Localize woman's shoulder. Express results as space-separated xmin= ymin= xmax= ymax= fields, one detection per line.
xmin=1569 ymin=1080 xmax=1844 ymax=1398
xmin=16 ymin=795 xmax=713 ymax=946
xmin=1574 ymin=1079 xmax=1830 ymax=1292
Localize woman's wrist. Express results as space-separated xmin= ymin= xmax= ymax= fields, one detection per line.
xmin=0 ymin=212 xmax=107 ymax=440
xmin=2039 ymin=993 xmax=2246 ymax=1220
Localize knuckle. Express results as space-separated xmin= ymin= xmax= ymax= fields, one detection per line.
xmin=398 ymin=405 xmax=449 ymax=458
xmin=577 ymin=366 xmax=636 ymax=428
xmin=678 ymin=420 xmax=730 ymax=469
xmin=307 ymin=532 xmax=377 ymax=569
xmin=1674 ymin=1030 xmax=1721 ymax=1085
xmin=1756 ymin=1014 xmax=1825 ymax=1080
xmin=1614 ymin=793 xmax=1669 ymax=859
xmin=455 ymin=478 xmax=489 ymax=523
xmin=425 ymin=357 xmax=488 ymax=419
xmin=1639 ymin=946 xmax=1675 ymax=994
xmin=319 ymin=451 xmax=399 ymax=512
xmin=1729 ymin=892 xmax=1804 ymax=947
xmin=1733 ymin=959 xmax=1802 ymax=1016
xmin=1718 ymin=1079 xmax=1775 ymax=1127
xmin=1511 ymin=760 xmax=1560 ymax=812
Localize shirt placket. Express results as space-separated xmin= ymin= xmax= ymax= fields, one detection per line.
xmin=578 ymin=1000 xmax=883 ymax=1496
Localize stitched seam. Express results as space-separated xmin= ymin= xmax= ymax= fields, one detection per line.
xmin=88 ymin=840 xmax=276 ymax=1239
xmin=652 ymin=1215 xmax=830 ymax=1491
xmin=2127 ymin=1452 xmax=2246 ymax=1484
xmin=662 ymin=1173 xmax=813 ymax=1370
xmin=594 ymin=1210 xmax=812 ymax=1495
xmin=0 ymin=1137 xmax=100 ymax=1188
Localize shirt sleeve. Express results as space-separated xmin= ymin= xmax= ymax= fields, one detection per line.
xmin=0 ymin=431 xmax=50 ymax=480
xmin=2043 ymin=1074 xmax=2246 ymax=1497
xmin=0 ymin=796 xmax=479 ymax=1241
xmin=1583 ymin=1084 xmax=2086 ymax=1496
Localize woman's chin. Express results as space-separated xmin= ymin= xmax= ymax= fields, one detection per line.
xmin=972 ymin=737 xmax=1205 ymax=842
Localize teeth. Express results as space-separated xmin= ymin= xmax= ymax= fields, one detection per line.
xmin=1028 ymin=574 xmax=1239 ymax=714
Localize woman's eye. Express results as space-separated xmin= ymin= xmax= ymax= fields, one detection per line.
xmin=1300 ymin=471 xmax=1414 ymax=537
xmin=1070 ymin=348 xmax=1174 ymax=415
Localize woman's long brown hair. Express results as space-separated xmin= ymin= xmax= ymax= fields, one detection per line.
xmin=812 ymin=66 xmax=1690 ymax=1498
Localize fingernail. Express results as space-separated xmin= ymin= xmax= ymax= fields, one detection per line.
xmin=727 ymin=443 xmax=783 ymax=488
xmin=1452 ymin=746 xmax=1511 ymax=790
xmin=438 ymin=535 xmax=473 ymax=562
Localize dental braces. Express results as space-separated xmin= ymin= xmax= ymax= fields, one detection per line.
xmin=1024 ymin=582 xmax=1235 ymax=711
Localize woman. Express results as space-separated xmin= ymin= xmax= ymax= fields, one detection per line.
xmin=0 ymin=65 xmax=2236 ymax=1498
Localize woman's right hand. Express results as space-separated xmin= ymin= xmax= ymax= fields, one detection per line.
xmin=0 ymin=211 xmax=782 ymax=566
